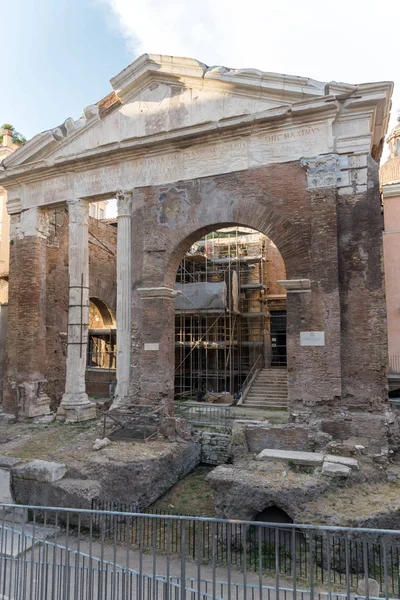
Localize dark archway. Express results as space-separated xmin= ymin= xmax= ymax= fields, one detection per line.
xmin=254 ymin=505 xmax=293 ymax=524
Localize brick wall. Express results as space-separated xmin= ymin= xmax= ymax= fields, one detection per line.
xmin=128 ymin=158 xmax=387 ymax=419
xmin=3 ymin=211 xmax=117 ymax=414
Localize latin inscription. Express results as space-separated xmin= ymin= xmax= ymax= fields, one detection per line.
xmin=264 ymin=127 xmax=321 ymax=143
xmin=22 ymin=122 xmax=331 ymax=206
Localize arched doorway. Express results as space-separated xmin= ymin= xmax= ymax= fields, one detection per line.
xmin=174 ymin=226 xmax=287 ymax=402
xmin=86 ymin=298 xmax=116 ymax=397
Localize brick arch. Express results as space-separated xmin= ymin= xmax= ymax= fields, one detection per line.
xmin=89 ymin=278 xmax=116 ymax=317
xmin=89 ymin=297 xmax=115 ymax=327
xmin=150 ymin=164 xmax=311 ymax=288
xmin=163 ymin=212 xmax=308 ymax=289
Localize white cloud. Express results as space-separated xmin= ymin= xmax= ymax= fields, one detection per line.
xmin=104 ymin=0 xmax=399 ymax=130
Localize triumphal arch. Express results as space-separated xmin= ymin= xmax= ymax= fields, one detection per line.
xmin=0 ymin=54 xmax=393 ymax=427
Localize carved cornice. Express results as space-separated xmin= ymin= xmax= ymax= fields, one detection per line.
xmin=0 ymin=54 xmax=392 ymax=189
xmin=277 ymin=279 xmax=311 ymax=293
xmin=0 ymin=102 xmax=339 ymax=188
xmin=137 ymin=287 xmax=182 ymax=300
xmin=382 ymin=183 xmax=400 ymax=199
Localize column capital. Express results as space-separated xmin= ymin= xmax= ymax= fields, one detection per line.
xmin=117 ymin=191 xmax=133 ymax=217
xmin=300 ymin=154 xmax=340 ymax=189
xmin=67 ymin=197 xmax=89 ymax=224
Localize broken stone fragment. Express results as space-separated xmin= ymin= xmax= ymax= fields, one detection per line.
xmin=324 ymin=454 xmax=359 ymax=470
xmin=256 ymin=449 xmax=324 ymax=467
xmin=13 ymin=460 xmax=67 ymax=483
xmin=322 ymin=461 xmax=351 ymax=477
xmin=0 ymin=457 xmax=22 ymax=469
xmin=93 ymin=437 xmax=111 ymax=451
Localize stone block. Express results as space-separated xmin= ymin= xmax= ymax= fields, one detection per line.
xmin=256 ymin=449 xmax=324 ymax=466
xmin=322 ymin=461 xmax=351 ymax=477
xmin=13 ymin=460 xmax=66 ymax=483
xmin=0 ymin=457 xmax=22 ymax=469
xmin=324 ymin=454 xmax=359 ymax=470
xmin=93 ymin=438 xmax=111 ymax=451
xmin=246 ymin=423 xmax=309 ymax=453
xmin=0 ymin=467 xmax=27 ymax=524
xmin=0 ymin=468 xmax=13 ymax=503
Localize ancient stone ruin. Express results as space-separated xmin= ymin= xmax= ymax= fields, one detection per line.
xmin=0 ymin=54 xmax=395 ymax=457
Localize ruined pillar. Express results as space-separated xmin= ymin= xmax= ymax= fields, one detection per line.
xmin=3 ymin=208 xmax=51 ymax=418
xmin=112 ymin=191 xmax=132 ymax=409
xmin=132 ymin=287 xmax=179 ymax=413
xmin=57 ymin=198 xmax=96 ymax=423
xmin=282 ymin=154 xmax=343 ymax=417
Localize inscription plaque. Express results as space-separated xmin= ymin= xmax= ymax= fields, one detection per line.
xmin=300 ymin=332 xmax=325 ymax=346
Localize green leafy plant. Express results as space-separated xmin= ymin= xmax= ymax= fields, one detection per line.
xmin=0 ymin=123 xmax=26 ymax=145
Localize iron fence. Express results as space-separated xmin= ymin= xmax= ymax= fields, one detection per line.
xmin=1 ymin=503 xmax=400 ymax=600
xmin=174 ymin=402 xmax=235 ymax=429
xmin=91 ymin=500 xmax=400 ymax=597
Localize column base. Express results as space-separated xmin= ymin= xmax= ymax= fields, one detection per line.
xmin=110 ymin=396 xmax=129 ymax=410
xmin=57 ymin=393 xmax=96 ymax=423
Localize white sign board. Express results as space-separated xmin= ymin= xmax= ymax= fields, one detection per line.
xmin=300 ymin=332 xmax=325 ymax=346
xmin=144 ymin=343 xmax=160 ymax=351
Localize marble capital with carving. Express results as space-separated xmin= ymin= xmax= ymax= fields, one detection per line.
xmin=117 ymin=191 xmax=133 ymax=217
xmin=301 ymin=154 xmax=340 ymax=189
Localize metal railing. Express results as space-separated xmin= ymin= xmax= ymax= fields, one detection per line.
xmin=237 ymin=354 xmax=263 ymax=404
xmin=389 ymin=355 xmax=400 ymax=374
xmin=1 ymin=503 xmax=400 ymax=599
xmin=174 ymin=402 xmax=235 ymax=429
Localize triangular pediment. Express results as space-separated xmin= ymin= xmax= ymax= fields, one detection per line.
xmin=1 ymin=54 xmax=393 ymax=172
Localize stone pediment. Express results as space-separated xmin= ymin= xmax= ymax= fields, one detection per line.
xmin=1 ymin=54 xmax=392 ymax=177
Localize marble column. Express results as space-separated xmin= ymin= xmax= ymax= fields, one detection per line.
xmin=112 ymin=191 xmax=133 ymax=409
xmin=57 ymin=198 xmax=96 ymax=422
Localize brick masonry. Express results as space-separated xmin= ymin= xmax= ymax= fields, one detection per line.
xmin=3 ymin=211 xmax=116 ymax=414
xmin=3 ymin=156 xmax=389 ymax=427
xmin=129 ymin=159 xmax=388 ymax=422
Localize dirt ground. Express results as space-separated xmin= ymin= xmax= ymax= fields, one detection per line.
xmin=151 ymin=465 xmax=216 ymax=516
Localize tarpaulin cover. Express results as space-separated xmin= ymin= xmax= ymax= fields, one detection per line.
xmin=175 ymin=282 xmax=227 ymax=311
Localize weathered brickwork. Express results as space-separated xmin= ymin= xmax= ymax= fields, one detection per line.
xmin=129 ymin=159 xmax=387 ymax=421
xmin=337 ymin=157 xmax=388 ymax=411
xmin=3 ymin=213 xmax=116 ymax=414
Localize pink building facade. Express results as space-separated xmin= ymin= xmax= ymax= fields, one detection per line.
xmin=381 ymin=119 xmax=400 ymax=388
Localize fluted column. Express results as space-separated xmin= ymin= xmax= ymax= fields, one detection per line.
xmin=57 ymin=198 xmax=96 ymax=422
xmin=112 ymin=191 xmax=133 ymax=408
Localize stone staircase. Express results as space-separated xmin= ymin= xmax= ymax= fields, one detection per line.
xmin=242 ymin=368 xmax=288 ymax=409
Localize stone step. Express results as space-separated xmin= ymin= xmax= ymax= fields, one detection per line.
xmin=256 ymin=377 xmax=287 ymax=383
xmin=243 ymin=402 xmax=287 ymax=408
xmin=255 ymin=449 xmax=359 ymax=470
xmin=244 ymin=398 xmax=287 ymax=403
xmin=250 ymin=386 xmax=287 ymax=392
xmin=252 ymin=380 xmax=287 ymax=384
xmin=244 ymin=396 xmax=287 ymax=404
xmin=247 ymin=390 xmax=287 ymax=399
xmin=244 ymin=404 xmax=287 ymax=409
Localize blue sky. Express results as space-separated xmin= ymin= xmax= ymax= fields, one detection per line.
xmin=0 ymin=0 xmax=132 ymax=139
xmin=1 ymin=0 xmax=399 ymax=142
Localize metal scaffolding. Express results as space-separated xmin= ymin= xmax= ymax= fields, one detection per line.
xmin=174 ymin=227 xmax=286 ymax=401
